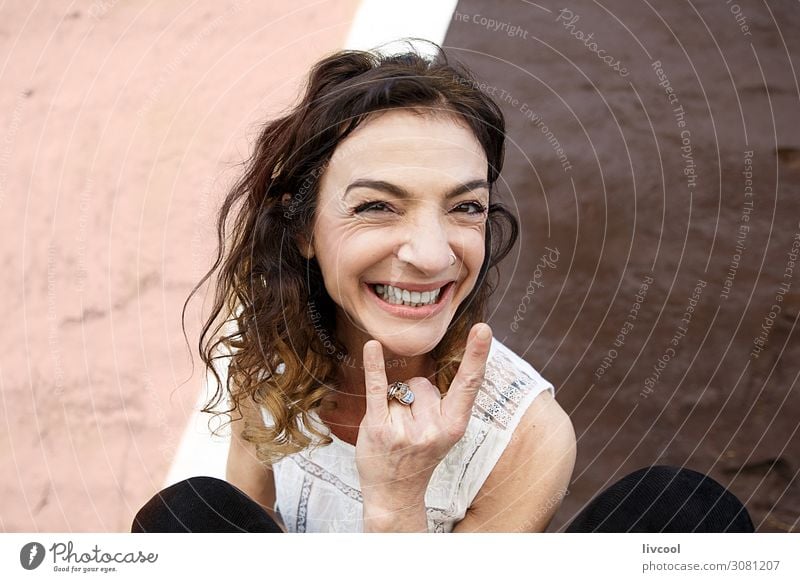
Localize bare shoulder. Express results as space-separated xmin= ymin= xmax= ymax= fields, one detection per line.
xmin=452 ymin=390 xmax=576 ymax=532
xmin=226 ymin=395 xmax=286 ymax=532
xmin=514 ymin=389 xmax=575 ymax=448
xmin=480 ymin=390 xmax=576 ymax=498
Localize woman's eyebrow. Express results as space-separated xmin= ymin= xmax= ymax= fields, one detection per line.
xmin=344 ymin=178 xmax=490 ymax=200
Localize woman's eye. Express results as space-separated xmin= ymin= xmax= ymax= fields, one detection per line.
xmin=353 ymin=200 xmax=487 ymax=216
xmin=353 ymin=200 xmax=391 ymax=214
xmin=454 ymin=201 xmax=488 ymax=215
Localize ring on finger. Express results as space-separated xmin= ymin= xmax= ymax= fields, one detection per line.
xmin=387 ymin=381 xmax=414 ymax=406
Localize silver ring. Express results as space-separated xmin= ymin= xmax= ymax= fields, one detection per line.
xmin=387 ymin=381 xmax=414 ymax=406
xmin=449 ymin=253 xmax=456 ymax=266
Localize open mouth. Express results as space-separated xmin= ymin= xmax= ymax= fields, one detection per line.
xmin=368 ymin=282 xmax=453 ymax=308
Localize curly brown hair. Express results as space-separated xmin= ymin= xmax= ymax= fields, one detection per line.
xmin=183 ymin=39 xmax=519 ymax=464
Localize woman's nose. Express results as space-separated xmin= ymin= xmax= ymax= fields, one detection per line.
xmin=395 ymin=216 xmax=453 ymax=273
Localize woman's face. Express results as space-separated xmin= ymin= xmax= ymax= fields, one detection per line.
xmin=305 ymin=109 xmax=489 ymax=359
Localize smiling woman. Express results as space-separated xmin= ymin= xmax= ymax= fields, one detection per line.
xmin=182 ymin=39 xmax=521 ymax=469
xmin=131 ymin=39 xmax=753 ymax=534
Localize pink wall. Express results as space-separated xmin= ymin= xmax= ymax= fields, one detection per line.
xmin=0 ymin=0 xmax=360 ymax=533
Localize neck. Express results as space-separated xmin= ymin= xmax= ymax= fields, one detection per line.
xmin=335 ymin=347 xmax=436 ymax=397
xmin=331 ymin=318 xmax=437 ymax=397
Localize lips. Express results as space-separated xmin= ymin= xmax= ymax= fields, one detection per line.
xmin=364 ymin=281 xmax=455 ymax=318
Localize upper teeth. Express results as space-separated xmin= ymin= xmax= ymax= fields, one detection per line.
xmin=373 ymin=284 xmax=443 ymax=306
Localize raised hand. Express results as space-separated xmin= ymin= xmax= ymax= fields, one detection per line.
xmin=355 ymin=323 xmax=492 ymax=531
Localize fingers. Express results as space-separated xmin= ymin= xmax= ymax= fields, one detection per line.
xmin=390 ymin=378 xmax=444 ymax=440
xmin=442 ymin=323 xmax=492 ymax=424
xmin=396 ymin=377 xmax=441 ymax=421
xmin=363 ymin=340 xmax=389 ymax=423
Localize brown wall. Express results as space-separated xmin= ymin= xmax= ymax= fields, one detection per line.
xmin=446 ymin=0 xmax=800 ymax=531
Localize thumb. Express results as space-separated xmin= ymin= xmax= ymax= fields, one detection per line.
xmin=442 ymin=323 xmax=492 ymax=424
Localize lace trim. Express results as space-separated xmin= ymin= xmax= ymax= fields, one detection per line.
xmin=291 ymin=455 xmax=363 ymax=503
xmin=471 ymin=349 xmax=535 ymax=430
xmin=296 ymin=473 xmax=313 ymax=533
xmin=291 ymin=452 xmax=454 ymax=531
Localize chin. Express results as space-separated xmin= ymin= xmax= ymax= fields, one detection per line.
xmin=372 ymin=332 xmax=443 ymax=359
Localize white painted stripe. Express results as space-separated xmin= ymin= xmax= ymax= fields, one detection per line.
xmin=163 ymin=364 xmax=231 ymax=486
xmin=344 ymin=0 xmax=457 ymax=52
xmin=164 ymin=311 xmax=240 ymax=486
xmin=164 ymin=0 xmax=459 ymax=488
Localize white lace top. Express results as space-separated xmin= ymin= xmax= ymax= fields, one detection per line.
xmin=259 ymin=337 xmax=555 ymax=533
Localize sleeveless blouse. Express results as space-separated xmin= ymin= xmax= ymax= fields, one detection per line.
xmin=258 ymin=337 xmax=555 ymax=533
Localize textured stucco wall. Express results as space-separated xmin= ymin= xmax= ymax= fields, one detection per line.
xmin=446 ymin=0 xmax=799 ymax=531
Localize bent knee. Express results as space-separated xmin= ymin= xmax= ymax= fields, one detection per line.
xmin=131 ymin=476 xmax=243 ymax=533
xmin=567 ymin=465 xmax=754 ymax=532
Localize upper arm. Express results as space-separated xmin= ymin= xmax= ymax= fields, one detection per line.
xmin=225 ymin=396 xmax=286 ymax=532
xmin=452 ymin=389 xmax=576 ymax=533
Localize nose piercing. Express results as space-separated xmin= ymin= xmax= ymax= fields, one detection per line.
xmin=449 ymin=253 xmax=456 ymax=266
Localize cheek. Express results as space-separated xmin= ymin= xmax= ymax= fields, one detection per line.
xmin=463 ymin=228 xmax=487 ymax=266
xmin=318 ymin=231 xmax=382 ymax=295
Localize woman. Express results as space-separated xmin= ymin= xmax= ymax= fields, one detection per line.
xmin=132 ymin=41 xmax=753 ymax=533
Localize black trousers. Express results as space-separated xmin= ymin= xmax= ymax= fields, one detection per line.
xmin=130 ymin=465 xmax=754 ymax=533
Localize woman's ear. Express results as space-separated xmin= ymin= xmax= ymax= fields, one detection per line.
xmin=296 ymin=233 xmax=315 ymax=260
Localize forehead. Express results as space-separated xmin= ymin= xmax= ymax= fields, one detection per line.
xmin=324 ymin=110 xmax=488 ymax=184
